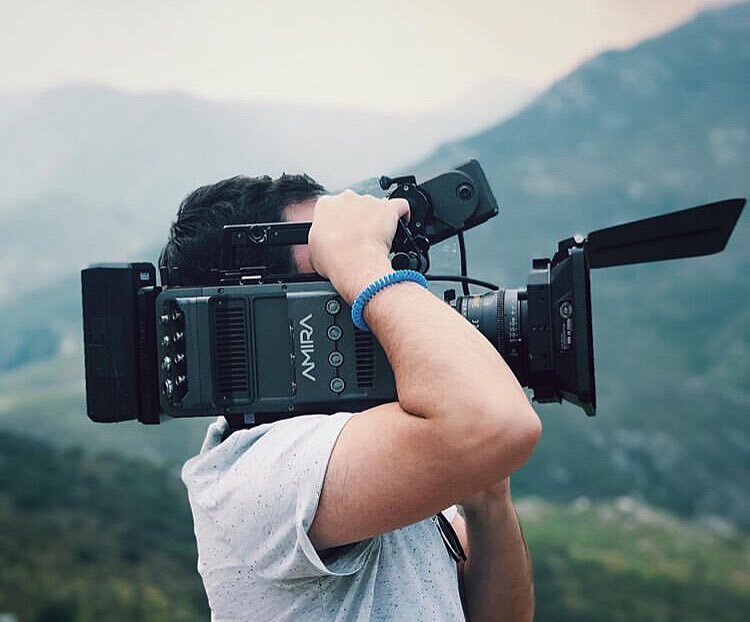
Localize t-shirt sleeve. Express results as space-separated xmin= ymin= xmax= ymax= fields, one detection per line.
xmin=181 ymin=412 xmax=379 ymax=581
xmin=442 ymin=505 xmax=459 ymax=523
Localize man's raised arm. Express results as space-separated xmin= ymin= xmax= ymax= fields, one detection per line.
xmin=307 ymin=189 xmax=542 ymax=550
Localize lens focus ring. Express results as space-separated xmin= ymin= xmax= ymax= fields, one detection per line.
xmin=496 ymin=289 xmax=505 ymax=353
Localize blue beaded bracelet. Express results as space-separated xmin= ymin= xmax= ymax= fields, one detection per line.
xmin=351 ymin=269 xmax=429 ymax=331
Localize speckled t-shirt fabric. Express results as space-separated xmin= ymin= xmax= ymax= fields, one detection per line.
xmin=181 ymin=412 xmax=466 ymax=622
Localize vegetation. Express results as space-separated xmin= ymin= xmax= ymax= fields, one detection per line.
xmin=523 ymin=499 xmax=750 ymax=622
xmin=0 ymin=350 xmax=207 ymax=468
xmin=0 ymin=431 xmax=208 ymax=622
xmin=1 ymin=430 xmax=749 ymax=621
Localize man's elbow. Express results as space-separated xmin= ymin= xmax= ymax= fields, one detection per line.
xmin=509 ymin=403 xmax=542 ymax=457
xmin=483 ymin=402 xmax=542 ymax=471
xmin=518 ymin=404 xmax=542 ymax=451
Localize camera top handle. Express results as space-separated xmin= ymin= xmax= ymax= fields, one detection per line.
xmin=211 ymin=160 xmax=500 ymax=286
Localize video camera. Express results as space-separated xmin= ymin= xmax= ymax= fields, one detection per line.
xmin=81 ymin=160 xmax=744 ymax=429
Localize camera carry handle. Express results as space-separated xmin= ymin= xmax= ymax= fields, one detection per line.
xmin=215 ymin=216 xmax=429 ymax=284
xmin=210 ymin=160 xmax=500 ymax=286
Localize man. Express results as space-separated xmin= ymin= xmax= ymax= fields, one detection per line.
xmin=163 ymin=174 xmax=542 ymax=622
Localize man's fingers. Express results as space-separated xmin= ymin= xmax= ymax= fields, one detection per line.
xmin=388 ymin=197 xmax=411 ymax=223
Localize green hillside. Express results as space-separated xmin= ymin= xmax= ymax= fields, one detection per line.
xmin=0 ymin=350 xmax=206 ymax=467
xmin=525 ymin=498 xmax=750 ymax=622
xmin=0 ymin=430 xmax=208 ymax=622
xmin=1 ymin=430 xmax=748 ymax=622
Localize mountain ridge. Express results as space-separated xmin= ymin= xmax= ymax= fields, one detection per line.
xmin=0 ymin=78 xmax=534 ymax=306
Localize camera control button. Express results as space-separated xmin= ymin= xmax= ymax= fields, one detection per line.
xmin=559 ymin=301 xmax=574 ymax=318
xmin=329 ymin=377 xmax=345 ymax=393
xmin=161 ymin=379 xmax=174 ymax=397
xmin=325 ymin=299 xmax=341 ymax=315
xmin=328 ymin=351 xmax=344 ymax=367
xmin=327 ymin=325 xmax=343 ymax=341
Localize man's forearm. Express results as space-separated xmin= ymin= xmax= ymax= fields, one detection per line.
xmin=335 ymin=258 xmax=535 ymax=428
xmin=461 ymin=484 xmax=534 ymax=622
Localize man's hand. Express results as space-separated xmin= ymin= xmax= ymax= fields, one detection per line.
xmin=308 ymin=190 xmax=410 ymax=305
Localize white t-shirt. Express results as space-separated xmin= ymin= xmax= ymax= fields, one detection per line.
xmin=181 ymin=412 xmax=465 ymax=622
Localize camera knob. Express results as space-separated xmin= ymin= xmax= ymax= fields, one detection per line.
xmin=327 ymin=325 xmax=343 ymax=341
xmin=325 ymin=298 xmax=341 ymax=315
xmin=161 ymin=379 xmax=174 ymax=397
xmin=249 ymin=225 xmax=267 ymax=243
xmin=329 ymin=377 xmax=345 ymax=393
xmin=456 ymin=183 xmax=474 ymax=201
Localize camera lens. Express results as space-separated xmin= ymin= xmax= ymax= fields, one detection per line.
xmin=455 ymin=289 xmax=529 ymax=386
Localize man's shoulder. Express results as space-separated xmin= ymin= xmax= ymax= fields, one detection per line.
xmin=181 ymin=412 xmax=355 ymax=486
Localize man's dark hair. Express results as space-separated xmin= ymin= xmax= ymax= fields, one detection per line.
xmin=160 ymin=173 xmax=326 ymax=285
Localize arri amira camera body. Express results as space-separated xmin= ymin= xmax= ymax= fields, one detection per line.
xmin=81 ymin=160 xmax=745 ymax=429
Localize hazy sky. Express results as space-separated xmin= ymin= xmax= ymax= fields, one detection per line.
xmin=1 ymin=0 xmax=739 ymax=112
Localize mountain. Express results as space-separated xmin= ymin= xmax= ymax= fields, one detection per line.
xmin=1 ymin=429 xmax=748 ymax=622
xmin=0 ymin=1 xmax=748 ymax=529
xmin=0 ymin=81 xmax=533 ymax=370
xmin=0 ymin=81 xmax=534 ymax=308
xmin=416 ymin=1 xmax=749 ymax=275
xmin=404 ymin=0 xmax=750 ymax=526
